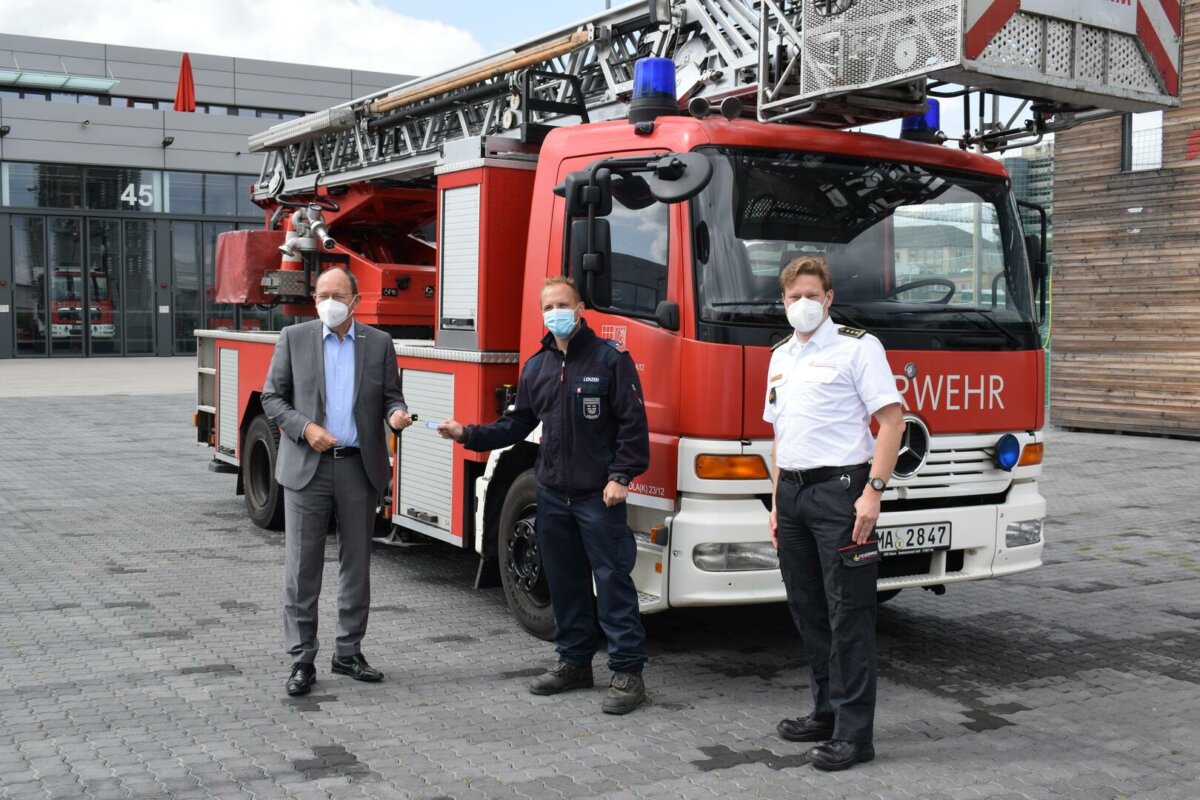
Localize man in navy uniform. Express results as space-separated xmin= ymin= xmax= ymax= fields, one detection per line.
xmin=439 ymin=276 xmax=651 ymax=714
xmin=765 ymin=255 xmax=904 ymax=771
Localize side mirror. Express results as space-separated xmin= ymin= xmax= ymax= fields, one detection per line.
xmin=569 ymin=218 xmax=612 ymax=308
xmin=655 ymin=300 xmax=680 ymax=331
xmin=1024 ymin=232 xmax=1048 ymax=323
xmin=1024 ymin=233 xmax=1047 ymax=281
xmin=646 ymin=152 xmax=713 ymax=204
xmin=556 ymin=168 xmax=612 ymax=218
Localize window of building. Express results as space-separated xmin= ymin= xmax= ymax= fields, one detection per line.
xmin=164 ymin=171 xmax=205 ymax=214
xmin=2 ymin=163 xmax=84 ymax=208
xmin=85 ymin=167 xmax=161 ymax=212
xmin=203 ymin=173 xmax=237 ymax=217
xmin=1123 ymin=111 xmax=1163 ymax=172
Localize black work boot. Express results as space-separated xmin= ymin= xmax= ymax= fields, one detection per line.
xmin=602 ymin=671 xmax=646 ymax=715
xmin=529 ymin=661 xmax=594 ymax=695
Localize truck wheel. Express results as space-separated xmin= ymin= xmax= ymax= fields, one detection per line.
xmin=243 ymin=415 xmax=285 ymax=531
xmin=497 ymin=469 xmax=555 ymax=641
xmin=877 ymin=589 xmax=901 ymax=604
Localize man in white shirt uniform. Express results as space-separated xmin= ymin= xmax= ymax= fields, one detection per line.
xmin=764 ymin=255 xmax=904 ymax=771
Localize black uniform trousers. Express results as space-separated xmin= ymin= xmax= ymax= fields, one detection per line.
xmin=536 ymin=487 xmax=647 ymax=674
xmin=776 ymin=463 xmax=878 ymax=743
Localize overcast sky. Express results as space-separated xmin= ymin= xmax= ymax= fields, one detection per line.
xmin=0 ymin=0 xmax=618 ymax=76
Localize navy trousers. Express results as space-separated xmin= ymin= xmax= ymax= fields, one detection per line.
xmin=776 ymin=465 xmax=878 ymax=743
xmin=536 ymin=487 xmax=647 ymax=673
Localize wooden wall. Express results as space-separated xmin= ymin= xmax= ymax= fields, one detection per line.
xmin=1049 ymin=0 xmax=1200 ymax=436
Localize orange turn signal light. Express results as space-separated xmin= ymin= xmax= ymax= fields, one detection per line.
xmin=695 ymin=454 xmax=770 ymax=480
xmin=1018 ymin=442 xmax=1043 ymax=467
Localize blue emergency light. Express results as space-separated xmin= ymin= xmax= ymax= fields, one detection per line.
xmin=900 ymin=98 xmax=941 ymax=143
xmin=994 ymin=433 xmax=1021 ymax=471
xmin=629 ymin=57 xmax=678 ymax=124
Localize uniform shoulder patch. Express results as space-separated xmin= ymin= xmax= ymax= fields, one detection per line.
xmin=603 ymin=337 xmax=625 ymax=352
xmin=837 ymin=326 xmax=867 ymax=339
xmin=771 ymin=334 xmax=793 ymax=351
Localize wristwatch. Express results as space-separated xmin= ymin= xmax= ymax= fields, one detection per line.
xmin=610 ymin=474 xmax=631 ymax=487
xmin=868 ymin=477 xmax=887 ymax=492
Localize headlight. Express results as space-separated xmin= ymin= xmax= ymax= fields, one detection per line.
xmin=1006 ymin=520 xmax=1042 ymax=547
xmin=693 ymin=542 xmax=779 ymax=572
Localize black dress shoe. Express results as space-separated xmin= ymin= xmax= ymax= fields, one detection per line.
xmin=331 ymin=653 xmax=383 ymax=682
xmin=777 ymin=714 xmax=834 ymax=742
xmin=286 ymin=663 xmax=316 ymax=696
xmin=808 ymin=740 xmax=875 ymax=771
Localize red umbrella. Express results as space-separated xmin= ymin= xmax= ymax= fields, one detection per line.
xmin=173 ymin=53 xmax=196 ymax=112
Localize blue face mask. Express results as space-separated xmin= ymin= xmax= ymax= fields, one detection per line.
xmin=543 ymin=308 xmax=578 ymax=339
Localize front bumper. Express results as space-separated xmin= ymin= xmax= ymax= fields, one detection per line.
xmin=663 ymin=483 xmax=1044 ymax=608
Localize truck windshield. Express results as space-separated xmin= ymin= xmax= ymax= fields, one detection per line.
xmin=691 ymin=147 xmax=1039 ymax=350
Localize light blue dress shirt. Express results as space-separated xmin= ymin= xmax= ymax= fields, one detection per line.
xmin=322 ymin=321 xmax=359 ymax=448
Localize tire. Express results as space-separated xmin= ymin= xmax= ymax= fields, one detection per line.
xmin=243 ymin=415 xmax=285 ymax=531
xmin=497 ymin=469 xmax=555 ymax=641
xmin=876 ymin=589 xmax=901 ymax=605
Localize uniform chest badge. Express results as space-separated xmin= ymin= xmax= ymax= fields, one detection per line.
xmin=582 ymin=397 xmax=602 ymax=419
xmin=769 ymin=387 xmax=777 ymax=405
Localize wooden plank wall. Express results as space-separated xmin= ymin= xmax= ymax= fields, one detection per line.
xmin=1049 ymin=0 xmax=1200 ymax=437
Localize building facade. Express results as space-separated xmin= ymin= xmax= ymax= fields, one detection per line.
xmin=1049 ymin=0 xmax=1200 ymax=437
xmin=0 ymin=33 xmax=409 ymax=358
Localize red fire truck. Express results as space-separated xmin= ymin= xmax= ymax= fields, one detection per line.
xmin=50 ymin=268 xmax=116 ymax=342
xmin=195 ymin=0 xmax=1182 ymax=637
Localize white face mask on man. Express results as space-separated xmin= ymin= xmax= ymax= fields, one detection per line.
xmin=786 ymin=296 xmax=827 ymax=333
xmin=316 ymin=297 xmax=352 ymax=329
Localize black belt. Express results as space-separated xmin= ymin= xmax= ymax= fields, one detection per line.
xmin=778 ymin=463 xmax=869 ymax=486
xmin=328 ymin=446 xmax=360 ymax=459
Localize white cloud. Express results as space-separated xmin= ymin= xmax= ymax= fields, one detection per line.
xmin=0 ymin=0 xmax=485 ymax=78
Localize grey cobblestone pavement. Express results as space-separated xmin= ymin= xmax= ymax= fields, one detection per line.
xmin=1 ymin=390 xmax=1198 ymax=799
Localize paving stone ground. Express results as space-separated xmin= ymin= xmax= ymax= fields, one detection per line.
xmin=1 ymin=388 xmax=1198 ymax=800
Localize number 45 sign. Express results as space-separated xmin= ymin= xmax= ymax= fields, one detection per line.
xmin=120 ymin=183 xmax=155 ymax=208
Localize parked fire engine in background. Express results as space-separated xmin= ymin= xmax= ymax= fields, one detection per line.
xmin=193 ymin=0 xmax=1183 ymax=638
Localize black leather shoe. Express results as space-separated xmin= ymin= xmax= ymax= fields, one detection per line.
xmin=777 ymin=714 xmax=834 ymax=742
xmin=808 ymin=740 xmax=875 ymax=771
xmin=330 ymin=653 xmax=383 ymax=682
xmin=286 ymin=663 xmax=316 ymax=696
xmin=528 ymin=661 xmax=594 ymax=695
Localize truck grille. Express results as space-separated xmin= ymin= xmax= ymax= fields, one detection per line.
xmin=891 ymin=433 xmax=1017 ymax=500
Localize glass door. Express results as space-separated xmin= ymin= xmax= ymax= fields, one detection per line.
xmin=87 ymin=219 xmax=121 ymax=355
xmin=171 ymin=221 xmax=201 ymax=355
xmin=123 ymin=220 xmax=156 ymax=355
xmin=48 ymin=217 xmax=85 ymax=356
xmin=12 ymin=215 xmax=48 ymax=357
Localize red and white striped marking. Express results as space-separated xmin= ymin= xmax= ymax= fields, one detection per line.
xmin=965 ymin=0 xmax=1181 ymax=95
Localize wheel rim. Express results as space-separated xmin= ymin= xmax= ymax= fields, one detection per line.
xmin=506 ymin=504 xmax=551 ymax=608
xmin=247 ymin=437 xmax=272 ymax=509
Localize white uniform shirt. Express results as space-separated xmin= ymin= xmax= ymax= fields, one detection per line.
xmin=763 ymin=317 xmax=903 ymax=470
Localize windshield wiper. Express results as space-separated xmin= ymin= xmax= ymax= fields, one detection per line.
xmin=709 ymin=300 xmax=783 ymax=307
xmin=904 ymin=307 xmax=1022 ymax=348
xmin=830 ymin=305 xmax=873 ymax=331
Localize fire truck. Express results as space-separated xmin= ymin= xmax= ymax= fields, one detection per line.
xmin=195 ymin=0 xmax=1182 ymax=638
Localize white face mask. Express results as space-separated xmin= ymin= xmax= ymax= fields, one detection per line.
xmin=316 ymin=298 xmax=352 ymax=329
xmin=786 ymin=296 xmax=826 ymax=333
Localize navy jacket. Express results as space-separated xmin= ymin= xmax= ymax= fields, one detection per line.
xmin=462 ymin=318 xmax=650 ymax=494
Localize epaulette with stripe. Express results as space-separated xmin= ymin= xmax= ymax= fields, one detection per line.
xmin=837 ymin=326 xmax=867 ymax=339
xmin=771 ymin=334 xmax=793 ymax=351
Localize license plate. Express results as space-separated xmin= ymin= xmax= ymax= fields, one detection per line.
xmin=877 ymin=522 xmax=951 ymax=556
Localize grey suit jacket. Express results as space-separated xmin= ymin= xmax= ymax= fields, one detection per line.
xmin=261 ymin=319 xmax=406 ymax=492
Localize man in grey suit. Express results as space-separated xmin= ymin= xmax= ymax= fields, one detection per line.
xmin=262 ymin=266 xmax=411 ymax=696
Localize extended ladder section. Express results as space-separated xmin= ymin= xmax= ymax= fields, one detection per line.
xmin=250 ymin=0 xmax=1183 ymax=199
